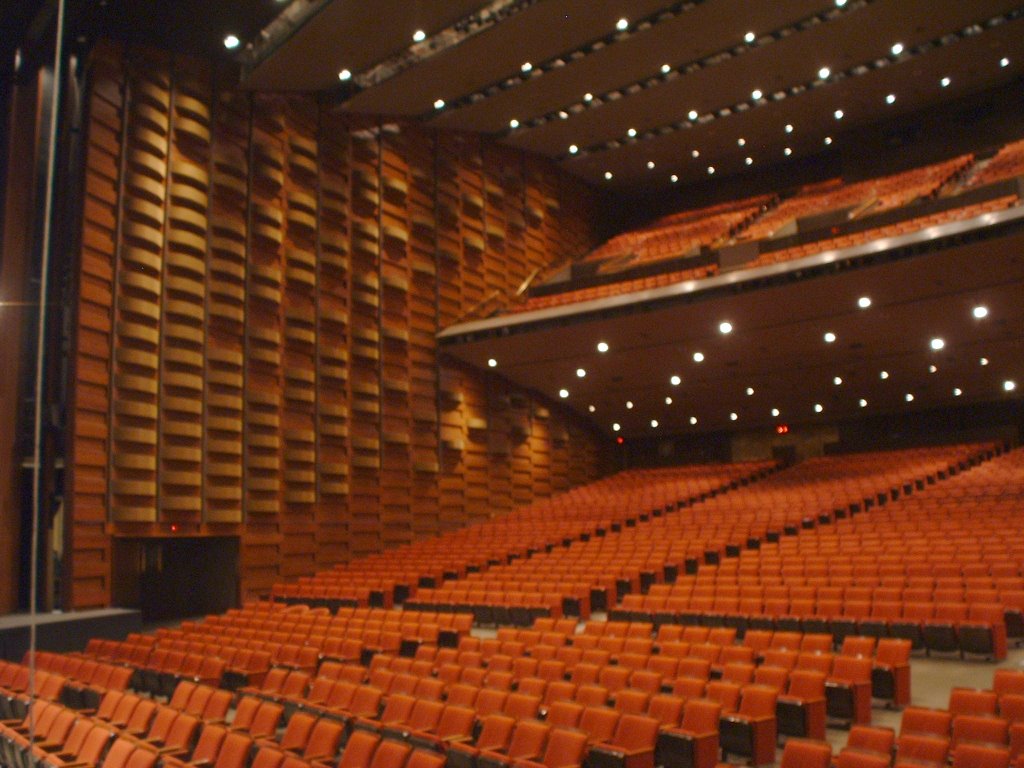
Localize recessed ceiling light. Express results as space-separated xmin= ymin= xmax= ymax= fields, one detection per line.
xmin=647 ymin=161 xmax=655 ymax=169
xmin=338 ymin=68 xmax=352 ymax=81
xmin=737 ymin=138 xmax=746 ymax=146
xmin=597 ymin=341 xmax=609 ymax=353
xmin=980 ymin=357 xmax=989 ymax=366
xmin=833 ymin=376 xmax=843 ymax=385
xmin=905 ymin=393 xmax=914 ymax=402
xmin=509 ymin=118 xmax=519 ymax=129
xmin=1005 ymin=380 xmax=1017 ymax=392
xmin=670 ymin=375 xmax=681 ymax=386
xmin=785 ymin=124 xmax=794 ymax=133
xmin=626 ymin=401 xmax=634 ymax=409
xmin=612 ymin=423 xmax=621 ymax=432
xmin=886 ymin=93 xmax=896 ymax=104
xmin=521 ymin=62 xmax=532 ymax=72
xmin=834 ymin=109 xmax=844 ymax=120
xmin=688 ymin=109 xmax=699 ymax=120
xmin=954 ymin=387 xmax=963 ymax=396
xmin=814 ymin=403 xmax=823 ymax=413
xmin=576 ymin=368 xmax=586 ymax=378
xmin=692 ymin=352 xmax=705 ymax=362
xmin=604 ymin=171 xmax=613 ymax=180
xmin=751 ymin=89 xmax=763 ymax=100
xmin=730 ymin=412 xmax=738 ymax=421
xmin=744 ymin=31 xmax=755 ymax=43
xmin=719 ymin=321 xmax=733 ymax=334
xmin=745 ymin=157 xmax=753 ymax=166
xmin=1000 ymin=57 xmax=1010 ymax=68
xmin=559 ymin=111 xmax=568 ymax=119
xmin=559 ymin=388 xmax=569 ymax=398
xmin=890 ymin=42 xmax=904 ymax=55
xmin=835 ymin=0 xmax=847 ymax=6
xmin=824 ymin=332 xmax=836 ymax=343
xmin=661 ymin=63 xmax=671 ymax=74
xmin=487 ymin=358 xmax=497 ymax=368
xmin=690 ymin=416 xmax=698 ymax=425
xmin=569 ymin=144 xmax=579 ymax=154
xmin=584 ymin=92 xmax=593 ymax=102
xmin=771 ymin=408 xmax=780 ymax=417
xmin=819 ymin=67 xmax=831 ymax=79
xmin=588 ymin=405 xmax=596 ymax=413
xmin=859 ymin=399 xmax=867 ymax=407
xmin=627 ymin=128 xmax=637 ymax=138
xmin=223 ymin=34 xmax=241 ymax=49
xmin=824 ymin=136 xmax=833 ymax=145
xmin=651 ymin=419 xmax=659 ymax=428
xmin=941 ymin=76 xmax=951 ymax=87
xmin=857 ymin=296 xmax=872 ymax=309
xmin=746 ymin=387 xmax=754 ymax=396
xmin=413 ymin=29 xmax=426 ymax=42
xmin=929 ymin=365 xmax=937 ymax=373
xmin=930 ymin=337 xmax=945 ymax=351
xmin=665 ymin=397 xmax=673 ymax=405
xmin=784 ymin=147 xmax=792 ymax=156
xmin=433 ymin=98 xmax=445 ymax=109
xmin=670 ymin=174 xmax=679 ymax=183
xmin=973 ymin=305 xmax=989 ymax=319
xmin=691 ymin=149 xmax=700 ymax=158
xmin=880 ymin=370 xmax=889 ymax=380
xmin=707 ymin=166 xmax=715 ymax=175
xmin=616 ymin=17 xmax=628 ymax=31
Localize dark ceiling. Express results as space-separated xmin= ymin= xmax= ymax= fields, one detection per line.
xmin=237 ymin=0 xmax=1024 ymax=191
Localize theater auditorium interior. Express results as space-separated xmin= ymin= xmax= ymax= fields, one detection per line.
xmin=1 ymin=0 xmax=1024 ymax=766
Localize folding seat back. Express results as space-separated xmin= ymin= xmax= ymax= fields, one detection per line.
xmin=537 ymin=728 xmax=588 ymax=768
xmin=109 ymin=694 xmax=141 ymax=728
xmin=278 ymin=712 xmax=317 ymax=751
xmin=658 ymin=698 xmax=720 ymax=768
xmin=504 ymin=720 xmax=551 ymax=762
xmin=994 ymin=670 xmax=1024 ymax=699
xmin=950 ymin=742 xmax=1011 ymax=768
xmin=374 ymin=693 xmax=416 ymax=727
xmin=336 ymin=729 xmax=381 ymax=768
xmin=753 ymin=665 xmax=788 ymax=692
xmin=575 ymin=684 xmax=610 ymax=708
xmin=405 ymin=750 xmax=446 ymax=768
xmin=952 ymin=714 xmax=1009 ymax=749
xmin=94 ymin=690 xmax=125 ymax=722
xmin=503 ymin=693 xmax=540 ymax=721
xmin=211 ymin=732 xmax=254 ymax=768
xmin=779 ymin=738 xmax=831 ymax=768
xmin=473 ymin=688 xmax=507 ymax=717
xmin=578 ymin=707 xmax=620 ymax=745
xmin=404 ymin=699 xmax=445 ymax=733
xmin=846 ymin=724 xmax=895 ymax=756
xmin=797 ymin=652 xmax=834 ymax=675
xmin=247 ymin=702 xmax=284 ymax=739
xmin=842 ymin=636 xmax=877 ymax=658
xmin=761 ymin=649 xmax=797 ymax=671
xmin=123 ymin=699 xmax=157 ymax=735
xmin=367 ymin=738 xmax=411 ymax=768
xmin=474 ymin=714 xmax=516 ymax=752
xmin=598 ymin=666 xmax=631 ymax=693
xmin=950 ymin=688 xmax=999 ymax=717
xmin=203 ymin=690 xmax=233 ymax=722
xmin=901 ymin=706 xmax=953 ymax=738
xmin=676 ymin=658 xmax=711 ymax=681
xmin=98 ymin=738 xmax=136 ymax=768
xmin=614 ymin=689 xmax=650 ymax=715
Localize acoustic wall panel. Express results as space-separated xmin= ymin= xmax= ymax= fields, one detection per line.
xmin=67 ymin=42 xmax=606 ymax=608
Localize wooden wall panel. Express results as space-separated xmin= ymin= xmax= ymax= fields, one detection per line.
xmin=66 ymin=43 xmax=607 ymax=607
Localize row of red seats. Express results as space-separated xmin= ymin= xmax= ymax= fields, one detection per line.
xmin=21 ymin=652 xmax=134 ymax=710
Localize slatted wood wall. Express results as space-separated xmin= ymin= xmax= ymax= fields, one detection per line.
xmin=66 ymin=42 xmax=605 ymax=609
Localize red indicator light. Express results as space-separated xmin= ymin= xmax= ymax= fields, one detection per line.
xmin=616 ymin=436 xmax=624 ymax=444
xmin=776 ymin=424 xmax=790 ymax=435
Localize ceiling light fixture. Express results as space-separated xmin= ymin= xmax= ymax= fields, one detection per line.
xmin=647 ymin=161 xmax=656 ymax=169
xmin=433 ymin=98 xmax=445 ymax=109
xmin=785 ymin=124 xmax=793 ymax=133
xmin=338 ymin=68 xmax=352 ymax=81
xmin=784 ymin=147 xmax=792 ymax=156
xmin=509 ymin=118 xmax=519 ymax=129
xmin=665 ymin=397 xmax=673 ymax=405
xmin=745 ymin=157 xmax=753 ymax=166
xmin=941 ymin=76 xmax=951 ymax=87
xmin=886 ymin=93 xmax=896 ymax=104
xmin=730 ymin=412 xmax=738 ymax=421
xmin=905 ymin=393 xmax=914 ymax=402
xmin=688 ymin=109 xmax=699 ymax=120
xmin=569 ymin=144 xmax=579 ymax=154
xmin=689 ymin=416 xmax=698 ymax=425
xmin=835 ymin=0 xmax=847 ymax=6
xmin=954 ymin=388 xmax=963 ymax=396
xmin=818 ymin=67 xmax=831 ymax=79
xmin=737 ymin=138 xmax=746 ymax=146
xmin=707 ymin=166 xmax=715 ymax=175
xmin=661 ymin=63 xmax=671 ymax=74
xmin=980 ymin=357 xmax=989 ymax=366
xmin=691 ymin=149 xmax=700 ymax=158
xmin=597 ymin=341 xmax=609 ymax=353
xmin=751 ymin=89 xmax=763 ymax=100
xmin=859 ymin=399 xmax=868 ymax=407
xmin=487 ymin=358 xmax=497 ymax=368
xmin=858 ymin=296 xmax=872 ymax=308
xmin=584 ymin=92 xmax=593 ymax=102
xmin=880 ymin=370 xmax=889 ymax=379
xmin=814 ymin=403 xmax=823 ymax=413
xmin=559 ymin=110 xmax=568 ymax=119
xmin=626 ymin=401 xmax=634 ymax=409
xmin=746 ymin=387 xmax=755 ymax=396
xmin=616 ymin=17 xmax=628 ymax=31
xmin=521 ymin=62 xmax=532 ymax=72
xmin=834 ymin=109 xmax=844 ymax=119
xmin=627 ymin=128 xmax=637 ymax=137
xmin=834 ymin=376 xmax=843 ymax=385
xmin=824 ymin=332 xmax=836 ymax=343
xmin=604 ymin=171 xmax=613 ymax=180
xmin=559 ymin=388 xmax=569 ymax=398
xmin=588 ymin=405 xmax=596 ymax=413
xmin=719 ymin=321 xmax=733 ymax=334
xmin=929 ymin=365 xmax=937 ymax=373
xmin=891 ymin=42 xmax=904 ymax=55
xmin=692 ymin=352 xmax=705 ymax=362
xmin=576 ymin=368 xmax=586 ymax=378
xmin=223 ymin=34 xmax=241 ymax=49
xmin=413 ymin=29 xmax=426 ymax=42
xmin=670 ymin=375 xmax=681 ymax=386
xmin=612 ymin=423 xmax=621 ymax=432
xmin=824 ymin=136 xmax=833 ymax=145
xmin=1005 ymin=380 xmax=1017 ymax=392
xmin=744 ymin=31 xmax=755 ymax=43
xmin=930 ymin=337 xmax=945 ymax=350
xmin=670 ymin=174 xmax=679 ymax=183
xmin=973 ymin=305 xmax=989 ymax=319
xmin=771 ymin=408 xmax=780 ymax=417
xmin=1000 ymin=57 xmax=1010 ymax=68
xmin=651 ymin=419 xmax=659 ymax=428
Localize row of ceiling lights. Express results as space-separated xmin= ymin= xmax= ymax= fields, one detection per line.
xmin=482 ymin=300 xmax=1014 ymax=431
